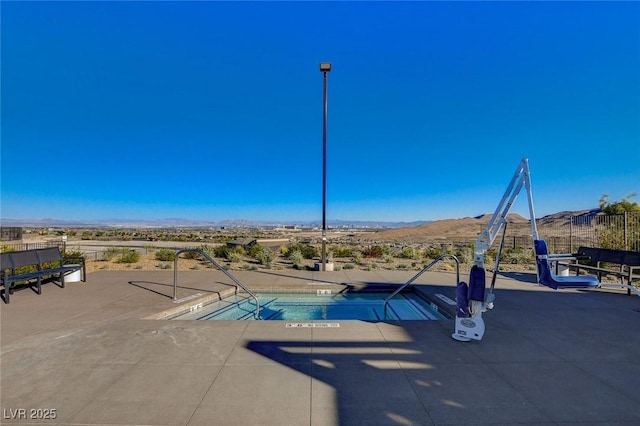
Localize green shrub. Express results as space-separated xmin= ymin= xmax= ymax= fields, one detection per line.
xmin=213 ymin=245 xmax=231 ymax=258
xmin=155 ymin=249 xmax=175 ymax=261
xmin=103 ymin=247 xmax=123 ymax=261
xmin=501 ymin=247 xmax=533 ymax=265
xmin=117 ymin=250 xmax=140 ymax=264
xmin=331 ymin=245 xmax=354 ymax=258
xmin=424 ymin=246 xmax=443 ymax=259
xmin=288 ymin=249 xmax=304 ymax=269
xmin=200 ymin=244 xmax=216 ymax=257
xmin=286 ymin=243 xmax=318 ymax=259
xmin=62 ymin=248 xmax=83 ymax=258
xmin=182 ymin=250 xmax=201 ymax=260
xmin=361 ymin=245 xmax=389 ymax=258
xmin=246 ymin=245 xmax=264 ymax=258
xmin=143 ymin=244 xmax=157 ymax=253
xmin=212 ymin=245 xmax=246 ymax=261
xmin=398 ymin=247 xmax=418 ymax=259
xmin=454 ymin=246 xmax=473 ymax=264
xmin=227 ymin=251 xmax=244 ymax=263
xmin=256 ymin=248 xmax=276 ymax=267
xmin=342 ymin=263 xmax=355 ymax=270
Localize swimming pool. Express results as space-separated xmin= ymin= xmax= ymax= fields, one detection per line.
xmin=171 ymin=291 xmax=448 ymax=321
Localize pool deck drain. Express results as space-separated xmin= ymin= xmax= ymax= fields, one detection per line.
xmin=286 ymin=322 xmax=340 ymax=328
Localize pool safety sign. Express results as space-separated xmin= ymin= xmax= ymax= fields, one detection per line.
xmin=286 ymin=323 xmax=340 ymax=328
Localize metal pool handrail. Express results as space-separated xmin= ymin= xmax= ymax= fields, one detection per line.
xmin=383 ymin=254 xmax=460 ymax=311
xmin=173 ymin=249 xmax=260 ymax=319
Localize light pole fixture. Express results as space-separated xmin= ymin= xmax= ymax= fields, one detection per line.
xmin=320 ymin=62 xmax=331 ymax=271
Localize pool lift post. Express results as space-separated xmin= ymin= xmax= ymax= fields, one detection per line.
xmin=452 ymin=157 xmax=539 ymax=342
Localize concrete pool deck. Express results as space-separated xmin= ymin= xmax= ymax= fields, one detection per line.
xmin=1 ymin=269 xmax=639 ymax=425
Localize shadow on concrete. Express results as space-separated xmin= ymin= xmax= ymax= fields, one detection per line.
xmin=243 ymin=282 xmax=640 ymax=425
xmin=496 ymin=270 xmax=538 ymax=283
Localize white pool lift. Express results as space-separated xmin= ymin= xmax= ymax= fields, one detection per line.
xmin=451 ymin=157 xmax=639 ymax=342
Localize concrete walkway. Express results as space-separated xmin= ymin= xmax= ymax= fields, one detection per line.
xmin=1 ymin=269 xmax=639 ymax=425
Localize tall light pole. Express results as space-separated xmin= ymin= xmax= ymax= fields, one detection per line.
xmin=319 ymin=62 xmax=331 ymax=271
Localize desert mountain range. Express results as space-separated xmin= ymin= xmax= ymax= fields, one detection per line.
xmin=372 ymin=209 xmax=600 ymax=242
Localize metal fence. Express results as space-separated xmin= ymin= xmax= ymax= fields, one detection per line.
xmin=502 ymin=211 xmax=640 ymax=253
xmin=0 ymin=240 xmax=63 ymax=252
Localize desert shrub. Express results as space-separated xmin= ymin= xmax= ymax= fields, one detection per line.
xmin=361 ymin=245 xmax=389 ymax=258
xmin=199 ymin=244 xmax=216 ymax=257
xmin=342 ymin=263 xmax=355 ymax=270
xmin=62 ymin=248 xmax=83 ymax=258
xmin=398 ymin=247 xmax=418 ymax=259
xmin=181 ymin=250 xmax=201 ymax=260
xmin=397 ymin=263 xmax=408 ymax=269
xmin=366 ymin=262 xmax=378 ymax=271
xmin=213 ymin=245 xmax=245 ymax=261
xmin=143 ymin=244 xmax=157 ymax=254
xmin=286 ymin=243 xmax=318 ymax=259
xmin=383 ymin=254 xmax=394 ymax=264
xmin=423 ymin=246 xmax=443 ymax=259
xmin=501 ymin=247 xmax=533 ymax=265
xmin=331 ymin=245 xmax=354 ymax=258
xmin=256 ymin=248 xmax=276 ymax=268
xmin=117 ymin=250 xmax=140 ymax=264
xmin=155 ymin=249 xmax=175 ymax=261
xmin=227 ymin=250 xmax=244 ymax=263
xmin=157 ymin=263 xmax=172 ymax=270
xmin=353 ymin=251 xmax=363 ymax=264
xmin=288 ymin=249 xmax=305 ymax=269
xmin=213 ymin=245 xmax=230 ymax=258
xmin=454 ymin=246 xmax=473 ymax=264
xmin=596 ymin=226 xmax=625 ymax=250
xmin=103 ymin=247 xmax=124 ymax=261
xmin=246 ymin=245 xmax=264 ymax=259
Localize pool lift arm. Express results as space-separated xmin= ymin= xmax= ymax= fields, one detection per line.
xmin=452 ymin=158 xmax=539 ymax=342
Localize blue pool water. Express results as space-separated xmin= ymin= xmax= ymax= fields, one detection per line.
xmin=172 ymin=291 xmax=447 ymax=321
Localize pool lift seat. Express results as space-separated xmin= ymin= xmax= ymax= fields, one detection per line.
xmin=533 ymin=239 xmax=599 ymax=289
xmin=534 ymin=239 xmax=640 ymax=296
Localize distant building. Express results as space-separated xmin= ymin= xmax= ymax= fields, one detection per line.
xmin=226 ymin=238 xmax=257 ymax=248
xmin=0 ymin=227 xmax=22 ymax=241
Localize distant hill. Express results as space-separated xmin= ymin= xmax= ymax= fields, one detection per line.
xmin=371 ymin=209 xmax=602 ymax=242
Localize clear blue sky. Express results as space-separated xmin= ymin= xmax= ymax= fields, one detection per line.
xmin=2 ymin=1 xmax=639 ymax=223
